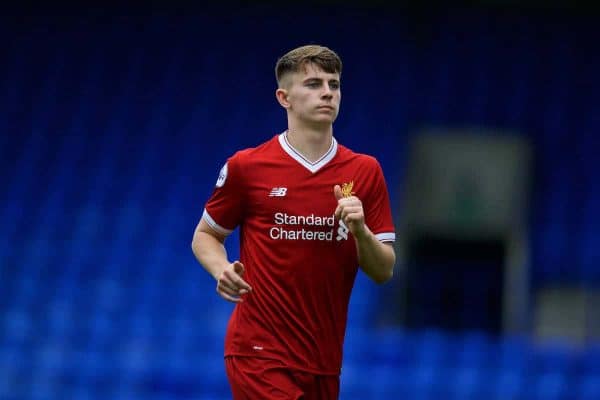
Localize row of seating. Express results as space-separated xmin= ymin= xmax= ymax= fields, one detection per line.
xmin=0 ymin=7 xmax=598 ymax=400
xmin=1 ymin=319 xmax=599 ymax=399
xmin=2 ymin=11 xmax=598 ymax=287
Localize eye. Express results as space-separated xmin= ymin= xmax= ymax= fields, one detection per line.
xmin=306 ymin=81 xmax=320 ymax=88
xmin=329 ymin=81 xmax=340 ymax=90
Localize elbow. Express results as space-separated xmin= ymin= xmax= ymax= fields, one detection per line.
xmin=375 ymin=251 xmax=396 ymax=284
xmin=368 ymin=259 xmax=394 ymax=284
xmin=374 ymin=253 xmax=396 ymax=284
xmin=373 ymin=267 xmax=394 ymax=285
xmin=191 ymin=232 xmax=202 ymax=255
xmin=191 ymin=241 xmax=198 ymax=259
xmin=366 ymin=247 xmax=396 ymax=284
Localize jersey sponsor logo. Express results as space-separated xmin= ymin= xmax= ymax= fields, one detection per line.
xmin=341 ymin=181 xmax=355 ymax=197
xmin=216 ymin=163 xmax=228 ymax=188
xmin=269 ymin=187 xmax=288 ymax=197
xmin=336 ymin=219 xmax=349 ymax=241
xmin=269 ymin=212 xmax=349 ymax=242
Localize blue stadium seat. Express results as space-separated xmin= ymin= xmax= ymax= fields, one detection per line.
xmin=1 ymin=9 xmax=599 ymax=399
xmin=339 ymin=363 xmax=375 ymax=399
xmin=578 ymin=374 xmax=600 ymax=400
xmin=490 ymin=368 xmax=525 ymax=400
xmin=530 ymin=371 xmax=569 ymax=400
xmin=447 ymin=366 xmax=486 ymax=400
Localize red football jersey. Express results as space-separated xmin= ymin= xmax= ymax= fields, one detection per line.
xmin=203 ymin=132 xmax=395 ymax=375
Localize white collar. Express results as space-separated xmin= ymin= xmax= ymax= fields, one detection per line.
xmin=277 ymin=131 xmax=338 ymax=173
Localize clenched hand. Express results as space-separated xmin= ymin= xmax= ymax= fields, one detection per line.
xmin=334 ymin=185 xmax=367 ymax=239
xmin=216 ymin=260 xmax=252 ymax=303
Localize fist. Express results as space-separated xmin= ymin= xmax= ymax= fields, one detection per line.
xmin=216 ymin=261 xmax=252 ymax=303
xmin=334 ymin=185 xmax=366 ymax=238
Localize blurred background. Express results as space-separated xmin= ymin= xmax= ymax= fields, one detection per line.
xmin=1 ymin=1 xmax=599 ymax=399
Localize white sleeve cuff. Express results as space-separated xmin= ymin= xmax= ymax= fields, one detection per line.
xmin=202 ymin=209 xmax=234 ymax=236
xmin=375 ymin=232 xmax=395 ymax=242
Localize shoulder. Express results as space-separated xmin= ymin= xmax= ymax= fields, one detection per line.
xmin=337 ymin=143 xmax=382 ymax=170
xmin=228 ymin=135 xmax=280 ymax=166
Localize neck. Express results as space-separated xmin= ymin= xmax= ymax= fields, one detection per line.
xmin=286 ymin=119 xmax=333 ymax=163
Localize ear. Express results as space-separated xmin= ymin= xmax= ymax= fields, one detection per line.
xmin=275 ymin=88 xmax=290 ymax=109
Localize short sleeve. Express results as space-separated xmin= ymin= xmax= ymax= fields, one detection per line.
xmin=364 ymin=159 xmax=396 ymax=242
xmin=202 ymin=153 xmax=245 ymax=236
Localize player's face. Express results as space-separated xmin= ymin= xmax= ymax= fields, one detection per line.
xmin=285 ymin=63 xmax=341 ymax=125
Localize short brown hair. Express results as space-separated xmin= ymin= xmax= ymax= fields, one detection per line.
xmin=275 ymin=45 xmax=342 ymax=86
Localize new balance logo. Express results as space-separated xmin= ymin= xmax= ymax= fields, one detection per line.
xmin=269 ymin=187 xmax=288 ymax=197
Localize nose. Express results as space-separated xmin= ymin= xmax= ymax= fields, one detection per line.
xmin=321 ymin=86 xmax=333 ymax=99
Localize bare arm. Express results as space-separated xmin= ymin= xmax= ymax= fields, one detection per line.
xmin=191 ymin=219 xmax=229 ymax=279
xmin=334 ymin=185 xmax=396 ymax=284
xmin=353 ymin=227 xmax=396 ymax=284
xmin=191 ymin=218 xmax=252 ymax=302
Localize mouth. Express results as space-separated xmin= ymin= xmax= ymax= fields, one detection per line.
xmin=316 ymin=105 xmax=335 ymax=111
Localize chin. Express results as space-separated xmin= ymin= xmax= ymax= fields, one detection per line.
xmin=312 ymin=115 xmax=336 ymax=124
